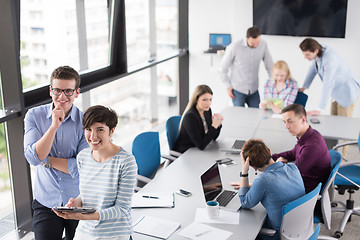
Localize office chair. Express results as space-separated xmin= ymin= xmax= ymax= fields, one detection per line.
xmin=162 ymin=116 xmax=182 ymax=165
xmin=132 ymin=131 xmax=161 ymax=191
xmin=294 ymin=91 xmax=308 ymax=107
xmin=308 ymin=224 xmax=321 ymax=240
xmin=261 ymin=183 xmax=322 ymax=240
xmin=331 ymin=137 xmax=360 ymax=238
xmin=315 ymin=150 xmax=342 ymax=240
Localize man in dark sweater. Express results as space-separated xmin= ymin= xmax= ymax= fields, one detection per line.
xmin=272 ymin=104 xmax=331 ymax=193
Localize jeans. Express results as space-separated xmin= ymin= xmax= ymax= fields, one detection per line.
xmin=232 ymin=89 xmax=260 ymax=108
xmin=32 ymin=199 xmax=79 ymax=240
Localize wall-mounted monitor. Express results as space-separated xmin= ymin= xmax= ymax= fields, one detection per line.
xmin=253 ymin=0 xmax=348 ymax=38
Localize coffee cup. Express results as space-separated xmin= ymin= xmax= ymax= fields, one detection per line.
xmin=206 ymin=200 xmax=220 ymax=218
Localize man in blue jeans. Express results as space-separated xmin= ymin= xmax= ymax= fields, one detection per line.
xmin=220 ymin=26 xmax=273 ymax=107
xmin=24 ymin=66 xmax=88 ymax=240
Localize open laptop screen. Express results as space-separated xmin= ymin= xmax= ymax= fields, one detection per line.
xmin=201 ymin=163 xmax=223 ymax=202
xmin=209 ymin=33 xmax=231 ymax=47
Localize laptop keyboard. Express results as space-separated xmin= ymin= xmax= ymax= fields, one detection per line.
xmin=232 ymin=140 xmax=245 ymax=150
xmin=216 ymin=190 xmax=237 ymax=207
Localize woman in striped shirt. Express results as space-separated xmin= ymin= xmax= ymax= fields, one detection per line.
xmin=54 ymin=105 xmax=137 ymax=240
xmin=260 ymin=60 xmax=298 ymax=113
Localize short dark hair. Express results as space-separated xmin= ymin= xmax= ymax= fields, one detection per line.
xmin=83 ymin=105 xmax=118 ymax=130
xmin=299 ymin=38 xmax=323 ymax=57
xmin=50 ymin=66 xmax=81 ymax=89
xmin=242 ymin=139 xmax=271 ymax=168
xmin=281 ymin=103 xmax=307 ymax=118
xmin=246 ymin=26 xmax=261 ymax=38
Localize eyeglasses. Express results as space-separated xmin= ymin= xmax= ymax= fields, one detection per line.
xmin=51 ymin=87 xmax=76 ymax=96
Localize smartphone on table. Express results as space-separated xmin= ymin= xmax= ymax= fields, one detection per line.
xmin=216 ymin=157 xmax=236 ymax=166
xmin=176 ymin=189 xmax=192 ymax=197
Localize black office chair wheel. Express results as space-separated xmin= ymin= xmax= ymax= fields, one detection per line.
xmin=335 ymin=231 xmax=343 ymax=238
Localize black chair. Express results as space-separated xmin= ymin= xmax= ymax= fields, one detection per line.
xmin=294 ymin=91 xmax=308 ymax=107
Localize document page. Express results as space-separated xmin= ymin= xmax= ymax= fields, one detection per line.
xmin=178 ymin=222 xmax=233 ymax=240
xmin=133 ymin=215 xmax=181 ymax=239
xmin=194 ymin=208 xmax=240 ymax=224
xmin=131 ymin=192 xmax=174 ymax=208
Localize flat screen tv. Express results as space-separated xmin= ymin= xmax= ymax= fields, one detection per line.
xmin=253 ymin=0 xmax=348 ymax=38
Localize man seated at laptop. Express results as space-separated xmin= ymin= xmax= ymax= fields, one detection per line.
xmin=272 ymin=104 xmax=331 ymax=193
xmin=233 ymin=139 xmax=305 ymax=239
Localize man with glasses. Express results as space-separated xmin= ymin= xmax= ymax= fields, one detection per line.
xmin=271 ymin=104 xmax=331 ymax=194
xmin=24 ymin=66 xmax=88 ymax=240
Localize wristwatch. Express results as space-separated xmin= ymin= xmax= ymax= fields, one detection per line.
xmin=44 ymin=156 xmax=51 ymax=169
xmin=240 ymin=172 xmax=248 ymax=177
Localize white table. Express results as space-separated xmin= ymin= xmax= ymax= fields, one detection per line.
xmin=222 ymin=106 xmax=360 ymax=141
xmin=131 ymin=107 xmax=360 ymax=239
xmin=131 ymin=142 xmax=267 ymax=240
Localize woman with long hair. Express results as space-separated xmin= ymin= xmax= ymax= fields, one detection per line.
xmin=173 ymin=84 xmax=223 ymax=153
xmin=260 ymin=60 xmax=298 ymax=113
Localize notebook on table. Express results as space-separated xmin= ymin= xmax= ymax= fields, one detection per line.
xmin=200 ymin=163 xmax=241 ymax=211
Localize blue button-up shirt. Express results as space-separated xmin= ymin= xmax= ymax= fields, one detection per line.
xmin=24 ymin=103 xmax=88 ymax=208
xmin=303 ymin=45 xmax=360 ymax=109
xmin=239 ymin=162 xmax=305 ymax=232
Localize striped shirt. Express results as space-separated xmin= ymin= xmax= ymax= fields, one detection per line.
xmin=76 ymin=148 xmax=138 ymax=238
xmin=263 ymin=78 xmax=298 ymax=107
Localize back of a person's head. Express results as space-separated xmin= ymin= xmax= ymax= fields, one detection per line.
xmin=50 ymin=66 xmax=81 ymax=89
xmin=242 ymin=139 xmax=271 ymax=168
xmin=246 ymin=26 xmax=261 ymax=38
xmin=299 ymin=38 xmax=323 ymax=57
xmin=83 ymin=105 xmax=118 ymax=130
xmin=281 ymin=103 xmax=307 ymax=118
xmin=272 ymin=60 xmax=294 ymax=81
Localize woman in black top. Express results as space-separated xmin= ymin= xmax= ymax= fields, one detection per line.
xmin=173 ymin=85 xmax=223 ymax=153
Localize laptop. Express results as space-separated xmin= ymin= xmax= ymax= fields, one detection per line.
xmin=204 ymin=33 xmax=231 ymax=53
xmin=219 ymin=139 xmax=245 ymax=154
xmin=200 ymin=163 xmax=241 ymax=211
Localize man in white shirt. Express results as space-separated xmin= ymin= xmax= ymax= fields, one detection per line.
xmin=220 ymin=26 xmax=273 ymax=107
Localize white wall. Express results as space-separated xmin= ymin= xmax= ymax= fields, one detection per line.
xmin=189 ymin=0 xmax=360 ymax=117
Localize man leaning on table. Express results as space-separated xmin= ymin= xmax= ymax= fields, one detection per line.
xmin=271 ymin=104 xmax=331 ymax=194
xmin=299 ymin=38 xmax=360 ymax=117
xmin=24 ymin=66 xmax=88 ymax=240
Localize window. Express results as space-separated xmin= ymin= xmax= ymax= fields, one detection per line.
xmin=125 ymin=0 xmax=150 ymax=66
xmin=90 ymin=70 xmax=152 ymax=146
xmin=20 ymin=0 xmax=111 ymax=90
xmin=84 ymin=1 xmax=111 ymax=70
xmin=0 ymin=122 xmax=15 ymax=238
xmin=156 ymin=0 xmax=178 ymax=53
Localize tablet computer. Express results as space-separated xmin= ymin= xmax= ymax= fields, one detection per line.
xmin=53 ymin=207 xmax=96 ymax=214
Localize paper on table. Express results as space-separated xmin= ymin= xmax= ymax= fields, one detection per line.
xmin=194 ymin=208 xmax=239 ymax=225
xmin=178 ymin=222 xmax=233 ymax=240
xmin=131 ymin=192 xmax=174 ymax=208
xmin=133 ymin=215 xmax=181 ymax=239
xmin=271 ymin=113 xmax=282 ymax=119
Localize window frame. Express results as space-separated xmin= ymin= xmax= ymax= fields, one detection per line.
xmin=0 ymin=0 xmax=189 ymax=233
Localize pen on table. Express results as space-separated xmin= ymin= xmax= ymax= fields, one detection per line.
xmin=142 ymin=195 xmax=159 ymax=199
xmin=195 ymin=230 xmax=211 ymax=237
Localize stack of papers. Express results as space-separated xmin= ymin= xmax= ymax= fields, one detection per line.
xmin=131 ymin=192 xmax=174 ymax=208
xmin=133 ymin=215 xmax=181 ymax=239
